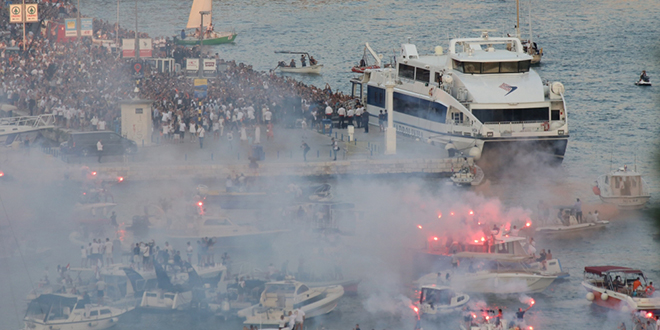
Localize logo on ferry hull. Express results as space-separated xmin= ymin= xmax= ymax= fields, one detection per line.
xmin=499 ymin=83 xmax=518 ymax=96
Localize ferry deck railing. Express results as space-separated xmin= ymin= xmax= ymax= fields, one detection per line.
xmin=0 ymin=114 xmax=55 ymax=128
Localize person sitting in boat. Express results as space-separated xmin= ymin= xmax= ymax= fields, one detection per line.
xmin=359 ymin=58 xmax=367 ymax=67
xmin=194 ymin=28 xmax=200 ymax=38
xmin=300 ymin=55 xmax=307 ymax=67
xmin=309 ymin=56 xmax=317 ymax=65
xmin=640 ymin=70 xmax=650 ymax=83
xmin=277 ymin=61 xmax=287 ymax=67
xmin=612 ymin=276 xmax=625 ymax=291
xmin=290 ymin=59 xmax=296 ymax=68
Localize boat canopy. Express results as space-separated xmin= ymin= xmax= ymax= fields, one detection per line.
xmin=26 ymin=294 xmax=81 ymax=320
xmin=584 ymin=266 xmax=642 ymax=276
xmin=186 ymin=0 xmax=212 ymax=29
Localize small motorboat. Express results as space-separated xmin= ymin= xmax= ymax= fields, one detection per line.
xmin=582 ymin=266 xmax=660 ymax=312
xmin=450 ymin=164 xmax=484 ymax=186
xmin=237 ymin=280 xmax=344 ymax=325
xmin=275 ymin=51 xmax=322 ymax=74
xmin=536 ymin=206 xmax=609 ymax=235
xmin=175 ymin=0 xmax=237 ymax=45
xmin=351 ymin=42 xmax=383 ymax=73
xmin=593 ymin=165 xmax=651 ymax=209
xmin=417 ymin=285 xmax=469 ymax=318
xmin=636 ymin=72 xmax=651 ymax=86
xmin=140 ymin=261 xmax=200 ymax=311
xmin=23 ymin=293 xmax=132 ymax=330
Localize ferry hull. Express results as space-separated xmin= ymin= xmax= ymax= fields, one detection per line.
xmin=480 ymin=136 xmax=568 ymax=165
xmin=452 ymin=272 xmax=556 ymax=294
xmin=598 ymin=196 xmax=650 ymax=210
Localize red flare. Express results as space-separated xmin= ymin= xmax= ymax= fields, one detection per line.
xmin=91 ymin=171 xmax=97 ymax=176
xmin=480 ymin=237 xmax=485 ymax=242
xmin=417 ymin=225 xmax=423 ymax=229
xmin=433 ymin=237 xmax=438 ymax=241
xmin=469 ymin=210 xmax=474 ymax=215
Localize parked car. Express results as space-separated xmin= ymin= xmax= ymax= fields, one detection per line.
xmin=60 ymin=131 xmax=137 ymax=157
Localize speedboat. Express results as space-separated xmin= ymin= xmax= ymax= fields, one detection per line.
xmin=417 ymin=285 xmax=470 ymax=318
xmin=175 ymin=0 xmax=237 ymax=45
xmin=593 ymin=166 xmax=651 ymax=209
xmin=237 ymin=280 xmax=344 ymax=325
xmin=635 ymin=77 xmax=651 ymax=86
xmin=536 ymin=206 xmax=609 ymax=235
xmin=450 ymin=163 xmax=484 ymax=186
xmin=23 ymin=293 xmax=132 ymax=330
xmin=275 ymin=51 xmax=322 ymax=74
xmin=582 ymin=266 xmax=660 ymax=312
xmin=350 ymin=30 xmax=569 ymax=165
xmin=277 ymin=64 xmax=323 ymax=74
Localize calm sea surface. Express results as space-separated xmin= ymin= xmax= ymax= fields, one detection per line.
xmin=1 ymin=0 xmax=660 ymax=329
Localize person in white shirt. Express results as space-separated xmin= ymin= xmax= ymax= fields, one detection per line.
xmin=337 ymin=107 xmax=346 ymax=128
xmin=98 ymin=119 xmax=106 ymax=131
xmin=96 ymin=140 xmax=103 ymax=163
xmin=347 ymin=108 xmax=355 ymax=126
xmin=189 ymin=122 xmax=197 ymax=141
xmin=288 ymin=311 xmax=296 ymax=330
xmin=355 ymin=106 xmax=364 ymax=128
xmin=212 ymin=120 xmax=220 ymax=140
xmin=325 ymin=105 xmax=333 ymax=119
xmin=263 ymin=109 xmax=273 ymax=125
xmin=198 ymin=125 xmax=206 ymax=149
xmin=294 ymin=308 xmax=305 ymax=330
xmin=179 ymin=121 xmax=186 ymax=142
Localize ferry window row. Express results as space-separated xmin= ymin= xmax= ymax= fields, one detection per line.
xmin=393 ymin=92 xmax=447 ymax=123
xmin=366 ymin=87 xmax=447 ymax=123
xmin=453 ymin=60 xmax=531 ymax=74
xmin=399 ymin=64 xmax=431 ymax=83
xmin=472 ymin=107 xmax=549 ymax=123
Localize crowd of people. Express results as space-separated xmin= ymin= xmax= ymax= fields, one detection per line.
xmin=0 ymin=0 xmax=357 ymax=148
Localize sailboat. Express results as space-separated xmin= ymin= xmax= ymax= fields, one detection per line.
xmin=513 ymin=0 xmax=542 ymax=64
xmin=175 ymin=0 xmax=237 ymax=46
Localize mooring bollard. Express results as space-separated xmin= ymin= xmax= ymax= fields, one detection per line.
xmin=354 ymin=138 xmax=357 ymax=146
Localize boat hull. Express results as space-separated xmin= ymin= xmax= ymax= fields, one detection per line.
xmin=480 ymin=135 xmax=569 ymax=165
xmin=598 ymin=196 xmax=650 ymax=210
xmin=176 ymin=33 xmax=237 ymax=45
xmin=582 ymin=281 xmax=660 ymax=312
xmin=23 ymin=317 xmax=120 ymax=330
xmin=452 ymin=272 xmax=556 ymax=294
xmin=140 ymin=290 xmax=193 ymax=310
xmin=238 ymin=285 xmax=344 ymax=324
xmin=536 ymin=221 xmax=609 ymax=235
xmin=277 ymin=64 xmax=323 ymax=74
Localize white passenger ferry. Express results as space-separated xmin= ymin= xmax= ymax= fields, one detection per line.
xmin=350 ymin=31 xmax=569 ymax=163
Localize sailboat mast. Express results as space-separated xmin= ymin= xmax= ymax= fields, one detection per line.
xmin=516 ymin=0 xmax=520 ymax=38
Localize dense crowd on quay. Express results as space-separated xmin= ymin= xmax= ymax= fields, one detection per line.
xmin=0 ymin=0 xmax=353 ymax=142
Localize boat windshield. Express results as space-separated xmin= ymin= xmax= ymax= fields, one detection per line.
xmin=421 ymin=288 xmax=454 ymax=305
xmin=454 ymin=60 xmax=530 ymax=74
xmin=264 ymin=284 xmax=296 ymax=294
xmin=26 ymin=295 xmax=78 ymax=321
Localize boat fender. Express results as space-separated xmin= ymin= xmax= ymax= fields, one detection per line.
xmin=592 ymin=186 xmax=601 ymax=196
xmin=586 ymin=292 xmax=595 ymax=301
xmin=542 ymin=121 xmax=550 ymax=131
xmin=601 ymin=293 xmax=609 ymax=301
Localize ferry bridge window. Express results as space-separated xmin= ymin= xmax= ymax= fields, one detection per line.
xmin=482 ymin=62 xmax=499 ymax=74
xmin=399 ymin=64 xmax=415 ymax=80
xmin=500 ymin=61 xmax=518 ymax=73
xmin=463 ymin=62 xmax=480 ymax=74
xmin=453 ymin=60 xmax=464 ymax=73
xmin=393 ymin=92 xmax=446 ymax=124
xmin=518 ymin=60 xmax=530 ymax=72
xmin=472 ymin=107 xmax=549 ymax=123
xmin=415 ymin=68 xmax=430 ymax=83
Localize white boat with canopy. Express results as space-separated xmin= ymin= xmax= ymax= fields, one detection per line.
xmin=417 ymin=285 xmax=470 ymax=318
xmin=536 ymin=206 xmax=609 ymax=235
